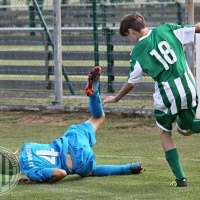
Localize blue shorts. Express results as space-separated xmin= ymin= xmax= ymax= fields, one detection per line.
xmin=63 ymin=122 xmax=97 ymax=176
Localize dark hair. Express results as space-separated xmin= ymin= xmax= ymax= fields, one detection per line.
xmin=119 ymin=12 xmax=146 ymax=36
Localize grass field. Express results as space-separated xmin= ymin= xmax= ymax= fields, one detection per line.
xmin=0 ymin=111 xmax=200 ymax=199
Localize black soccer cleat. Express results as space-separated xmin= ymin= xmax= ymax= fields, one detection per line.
xmin=170 ymin=178 xmax=187 ymax=187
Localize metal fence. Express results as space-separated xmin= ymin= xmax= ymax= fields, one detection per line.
xmin=0 ymin=0 xmax=199 ymax=113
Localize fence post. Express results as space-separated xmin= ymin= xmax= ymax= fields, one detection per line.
xmin=101 ymin=4 xmax=106 ymax=28
xmin=176 ymin=2 xmax=182 ymax=25
xmin=103 ymin=28 xmax=115 ymax=93
xmin=185 ymin=0 xmax=195 ymax=76
xmin=53 ymin=0 xmax=62 ymax=105
xmin=33 ymin=0 xmax=75 ymax=96
xmin=92 ymin=0 xmax=100 ymax=93
xmin=29 ymin=6 xmax=35 ymax=36
xmin=92 ymin=0 xmax=99 ymax=66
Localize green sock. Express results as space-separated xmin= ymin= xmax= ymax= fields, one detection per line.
xmin=191 ymin=120 xmax=200 ymax=133
xmin=165 ymin=148 xmax=185 ymax=180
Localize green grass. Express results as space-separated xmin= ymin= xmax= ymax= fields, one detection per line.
xmin=0 ymin=111 xmax=200 ymax=199
xmin=0 ymin=92 xmax=154 ymax=108
xmin=1 ymin=45 xmax=131 ymax=52
xmin=0 ymin=74 xmax=153 ymax=83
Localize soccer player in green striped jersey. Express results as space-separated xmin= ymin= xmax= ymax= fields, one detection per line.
xmin=103 ymin=12 xmax=200 ymax=187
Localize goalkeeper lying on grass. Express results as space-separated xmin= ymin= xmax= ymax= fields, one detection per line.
xmin=18 ymin=66 xmax=144 ymax=184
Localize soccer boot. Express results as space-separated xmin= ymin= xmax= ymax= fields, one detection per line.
xmin=85 ymin=66 xmax=102 ymax=97
xmin=131 ymin=162 xmax=144 ymax=174
xmin=170 ymin=178 xmax=187 ymax=187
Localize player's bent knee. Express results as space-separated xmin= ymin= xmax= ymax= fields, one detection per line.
xmin=87 ymin=114 xmax=105 ymax=132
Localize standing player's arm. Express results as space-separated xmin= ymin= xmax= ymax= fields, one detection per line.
xmin=195 ymin=22 xmax=200 ymax=33
xmin=114 ymin=82 xmax=135 ymax=102
xmin=103 ymin=82 xmax=135 ymax=105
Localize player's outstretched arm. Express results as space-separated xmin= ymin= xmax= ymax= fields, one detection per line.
xmin=195 ymin=22 xmax=200 ymax=33
xmin=19 ymin=177 xmax=37 ymax=184
xmin=19 ymin=169 xmax=67 ymax=184
xmin=42 ymin=169 xmax=67 ymax=184
xmin=103 ymin=82 xmax=135 ymax=105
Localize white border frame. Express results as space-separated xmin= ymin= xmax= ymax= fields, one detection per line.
xmin=196 ymin=34 xmax=200 ymax=119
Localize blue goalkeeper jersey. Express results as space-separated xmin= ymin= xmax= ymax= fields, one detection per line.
xmin=19 ymin=136 xmax=70 ymax=182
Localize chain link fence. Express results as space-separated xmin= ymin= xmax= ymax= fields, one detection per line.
xmin=0 ymin=0 xmax=199 ymax=113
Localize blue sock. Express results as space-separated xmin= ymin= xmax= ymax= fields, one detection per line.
xmin=89 ymin=81 xmax=104 ymax=117
xmin=93 ymin=164 xmax=133 ymax=176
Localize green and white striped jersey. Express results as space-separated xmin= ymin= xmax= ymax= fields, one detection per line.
xmin=128 ymin=24 xmax=198 ymax=115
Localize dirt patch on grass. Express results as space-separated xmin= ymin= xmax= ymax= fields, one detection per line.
xmin=17 ymin=113 xmax=65 ymax=125
xmin=17 ymin=112 xmax=91 ymax=125
xmin=129 ymin=125 xmax=158 ymax=132
xmin=17 ymin=112 xmax=157 ymax=132
xmin=114 ymin=124 xmax=158 ymax=132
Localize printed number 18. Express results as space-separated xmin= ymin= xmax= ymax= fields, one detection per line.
xmin=150 ymin=41 xmax=177 ymax=70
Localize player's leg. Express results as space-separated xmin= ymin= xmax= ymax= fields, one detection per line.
xmin=89 ymin=162 xmax=143 ymax=176
xmin=85 ymin=66 xmax=105 ymax=132
xmin=159 ymin=129 xmax=187 ymax=186
xmin=176 ymin=106 xmax=200 ymax=136
xmin=155 ymin=110 xmax=187 ymax=187
xmin=62 ymin=67 xmax=105 ymax=175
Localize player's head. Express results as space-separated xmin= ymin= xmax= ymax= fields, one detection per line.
xmin=119 ymin=12 xmax=146 ymax=36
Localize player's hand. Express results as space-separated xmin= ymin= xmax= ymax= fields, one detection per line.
xmin=19 ymin=177 xmax=37 ymax=184
xmin=103 ymin=96 xmax=117 ymax=105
